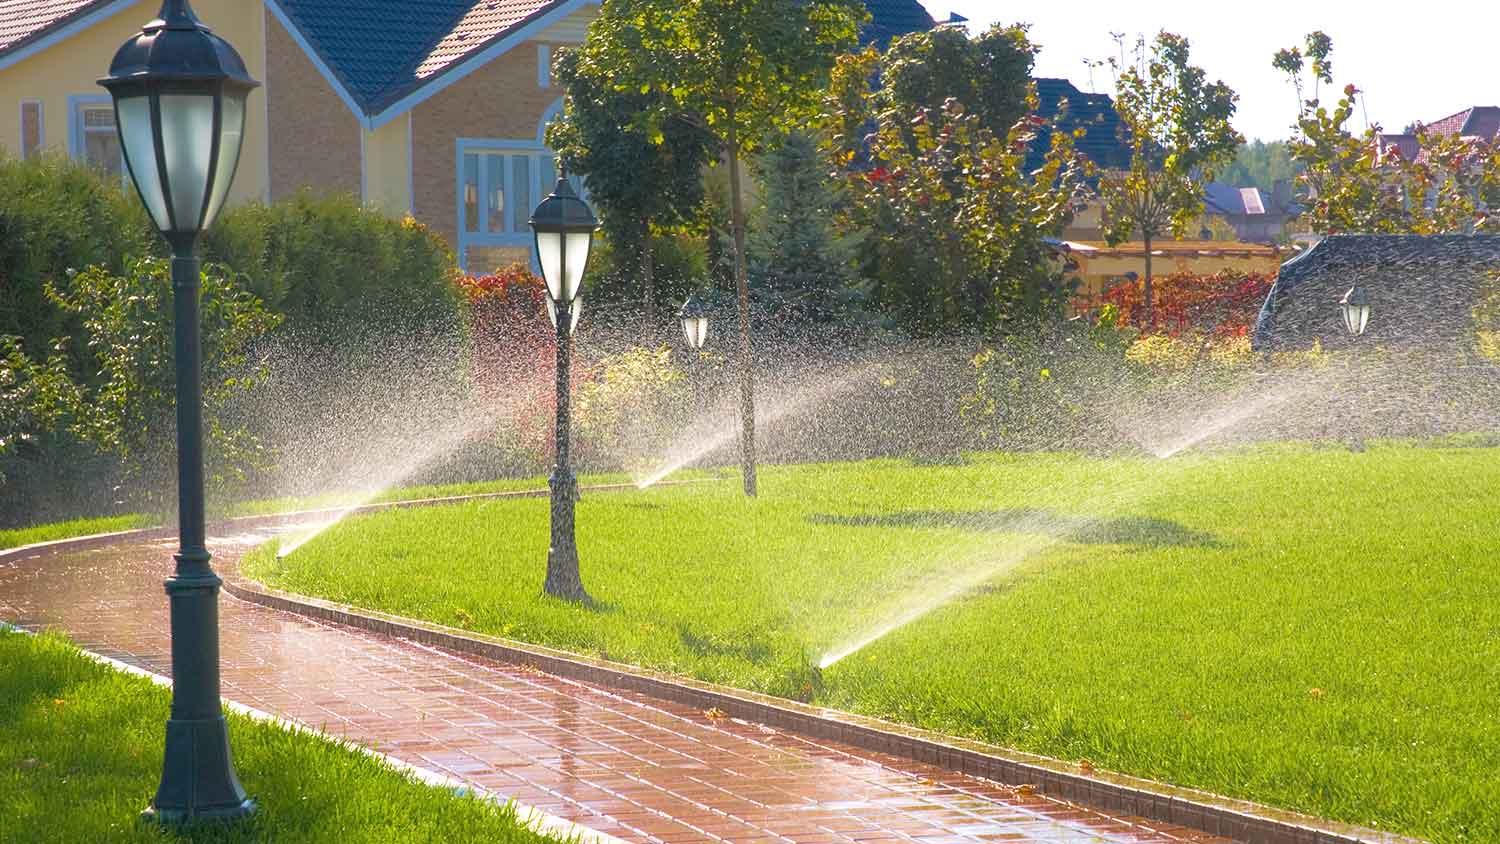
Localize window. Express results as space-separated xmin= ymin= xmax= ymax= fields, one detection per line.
xmin=460 ymin=148 xmax=588 ymax=240
xmin=538 ymin=45 xmax=552 ymax=88
xmin=70 ymin=98 xmax=123 ymax=178
xmin=20 ymin=101 xmax=42 ymax=160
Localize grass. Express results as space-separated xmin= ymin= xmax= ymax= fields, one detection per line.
xmin=0 ymin=514 xmax=156 ymax=551
xmin=0 ymin=471 xmax=642 ymax=551
xmin=245 ymin=444 xmax=1500 ymax=844
xmin=0 ymin=628 xmax=562 ymax=844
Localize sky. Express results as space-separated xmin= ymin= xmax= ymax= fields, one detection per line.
xmin=918 ymin=1 xmax=1497 ymax=142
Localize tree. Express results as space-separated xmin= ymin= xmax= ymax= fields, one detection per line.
xmin=570 ymin=0 xmax=866 ymax=496
xmin=545 ymin=47 xmax=712 ymax=335
xmin=876 ymin=23 xmax=1037 ymax=143
xmin=842 ymin=94 xmax=1093 ymax=335
xmin=1274 ymin=33 xmax=1500 ymax=235
xmin=1220 ymin=140 xmax=1298 ymax=193
xmin=1100 ymin=32 xmax=1242 ymax=329
xmin=748 ymin=130 xmax=866 ymax=325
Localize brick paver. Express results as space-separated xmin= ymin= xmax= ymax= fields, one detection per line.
xmin=0 ymin=526 xmax=1232 ymax=844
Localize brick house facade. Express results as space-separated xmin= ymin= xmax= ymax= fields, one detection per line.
xmin=1 ymin=1 xmax=933 ymax=272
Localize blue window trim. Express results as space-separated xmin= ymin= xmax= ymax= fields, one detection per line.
xmin=66 ymin=94 xmax=113 ymax=160
xmin=67 ymin=94 xmax=128 ymax=184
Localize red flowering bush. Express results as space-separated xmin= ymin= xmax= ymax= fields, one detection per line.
xmin=1102 ymin=271 xmax=1274 ymax=338
xmin=458 ymin=264 xmax=558 ymax=464
xmin=459 ymin=263 xmax=551 ymax=397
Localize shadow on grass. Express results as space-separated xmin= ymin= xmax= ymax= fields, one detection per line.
xmin=808 ymin=507 xmax=1219 ymax=548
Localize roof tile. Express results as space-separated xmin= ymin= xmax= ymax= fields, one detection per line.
xmin=0 ymin=0 xmax=107 ymax=55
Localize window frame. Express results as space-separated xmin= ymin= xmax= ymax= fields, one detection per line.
xmin=19 ymin=99 xmax=43 ymax=160
xmin=66 ymin=94 xmax=125 ymax=178
xmin=456 ymin=140 xmax=587 ymax=273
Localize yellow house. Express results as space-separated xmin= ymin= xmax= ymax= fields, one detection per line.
xmin=0 ymin=0 xmax=602 ymax=271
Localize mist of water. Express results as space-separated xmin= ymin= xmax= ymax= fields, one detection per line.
xmin=634 ymin=360 xmax=884 ymax=489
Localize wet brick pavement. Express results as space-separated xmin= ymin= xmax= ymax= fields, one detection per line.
xmin=0 ymin=526 xmax=1233 ymax=844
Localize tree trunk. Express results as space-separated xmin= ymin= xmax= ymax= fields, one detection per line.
xmin=642 ymin=225 xmax=656 ymax=340
xmin=1142 ymin=232 xmax=1155 ymax=332
xmin=726 ymin=116 xmax=757 ymax=497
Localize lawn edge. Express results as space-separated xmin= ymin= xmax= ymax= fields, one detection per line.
xmin=0 ymin=478 xmax=714 ymax=557
xmin=221 ymin=578 xmax=1425 ymax=844
xmin=0 ymin=620 xmax=624 ymax=844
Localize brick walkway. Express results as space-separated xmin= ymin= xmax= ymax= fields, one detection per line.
xmin=0 ymin=526 xmax=1231 ymax=844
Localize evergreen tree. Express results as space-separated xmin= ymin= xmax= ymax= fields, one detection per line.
xmin=748 ymin=131 xmax=866 ymax=325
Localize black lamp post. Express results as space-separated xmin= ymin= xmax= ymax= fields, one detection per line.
xmin=99 ymin=0 xmax=258 ymax=824
xmin=530 ymin=174 xmax=597 ymax=604
xmin=680 ymin=295 xmax=709 ymax=351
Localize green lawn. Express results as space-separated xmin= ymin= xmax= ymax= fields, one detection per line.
xmin=245 ymin=444 xmax=1500 ymax=844
xmin=0 ymin=515 xmax=156 ymax=551
xmin=0 ymin=629 xmax=561 ymax=844
xmin=0 ymin=472 xmax=642 ymax=551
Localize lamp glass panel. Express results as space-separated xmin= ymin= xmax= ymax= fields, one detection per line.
xmin=158 ymin=94 xmax=215 ymax=232
xmin=202 ymin=92 xmax=245 ymax=230
xmin=1341 ymin=304 xmax=1356 ymax=335
xmin=562 ymin=229 xmax=590 ymax=302
xmin=684 ymin=316 xmax=708 ymax=349
xmin=536 ymin=230 xmax=564 ymax=302
xmin=545 ymin=296 xmax=582 ymax=333
xmin=1355 ymin=305 xmax=1370 ymax=335
xmin=115 ymin=96 xmax=170 ymax=231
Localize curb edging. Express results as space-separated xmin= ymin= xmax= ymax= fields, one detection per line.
xmin=222 ymin=579 xmax=1422 ymax=844
xmin=0 ymin=478 xmax=713 ymax=563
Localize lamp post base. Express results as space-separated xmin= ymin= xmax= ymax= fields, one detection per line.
xmin=143 ymin=715 xmax=255 ymax=824
xmin=543 ymin=470 xmax=592 ymax=605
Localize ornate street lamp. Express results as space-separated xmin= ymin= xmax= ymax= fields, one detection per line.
xmin=1340 ymin=285 xmax=1371 ymax=337
xmin=529 ymin=174 xmax=597 ymax=604
xmin=680 ymin=295 xmax=709 ymax=351
xmin=98 ymin=0 xmax=258 ymax=824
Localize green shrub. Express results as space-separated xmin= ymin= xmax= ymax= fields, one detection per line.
xmin=0 ymin=154 xmax=155 ymax=361
xmin=576 ymin=345 xmax=689 ymax=471
xmin=17 ymin=258 xmax=279 ymax=506
xmin=202 ymin=191 xmax=463 ymax=334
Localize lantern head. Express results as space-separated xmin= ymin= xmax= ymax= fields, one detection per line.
xmin=99 ymin=0 xmax=259 ymax=244
xmin=1340 ymin=285 xmax=1371 ymax=337
xmin=680 ymin=295 xmax=709 ymax=350
xmin=529 ymin=176 xmax=597 ymax=305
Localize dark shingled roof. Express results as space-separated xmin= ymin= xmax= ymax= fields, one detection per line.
xmin=0 ymin=0 xmax=108 ymax=56
xmin=1026 ymin=78 xmax=1131 ymax=173
xmin=861 ymin=0 xmax=934 ymax=47
xmin=271 ymin=0 xmax=560 ymax=114
xmin=1252 ymin=235 xmax=1500 ymax=351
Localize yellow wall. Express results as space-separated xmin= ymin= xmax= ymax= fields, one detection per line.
xmin=0 ymin=0 xmax=269 ymax=205
xmin=363 ymin=112 xmax=411 ymax=217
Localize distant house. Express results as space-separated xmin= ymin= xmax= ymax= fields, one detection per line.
xmin=1051 ymin=238 xmax=1292 ymax=314
xmin=0 ymin=0 xmax=937 ymax=273
xmin=1203 ymin=181 xmax=1298 ymax=244
xmin=1251 ymin=235 xmax=1500 ymax=352
xmin=1029 ymin=78 xmax=1130 ymax=174
xmin=1378 ymin=105 xmax=1500 ymax=160
xmin=862 ymin=0 xmax=935 ymax=47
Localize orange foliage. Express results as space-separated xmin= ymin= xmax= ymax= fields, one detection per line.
xmin=1102 ymin=271 xmax=1275 ymax=337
